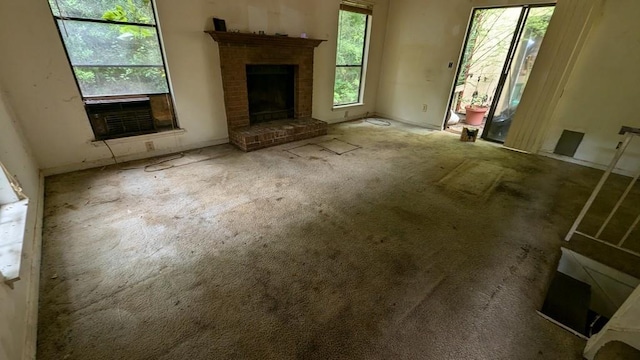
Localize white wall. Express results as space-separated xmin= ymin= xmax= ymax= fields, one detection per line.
xmin=0 ymin=86 xmax=43 ymax=359
xmin=538 ymin=0 xmax=640 ymax=173
xmin=375 ymin=0 xmax=469 ymax=128
xmin=0 ymin=0 xmax=388 ymax=175
xmin=375 ymin=0 xmax=554 ymax=129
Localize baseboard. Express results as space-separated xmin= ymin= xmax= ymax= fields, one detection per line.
xmin=538 ymin=150 xmax=635 ymax=177
xmin=22 ymin=172 xmax=44 ymax=360
xmin=503 ymin=146 xmax=531 ymax=154
xmin=372 ymin=112 xmax=442 ymax=130
xmin=323 ymin=111 xmax=373 ymax=125
xmin=42 ymin=138 xmax=230 ymax=176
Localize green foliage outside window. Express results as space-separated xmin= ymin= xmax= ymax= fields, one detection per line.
xmin=334 ymin=10 xmax=368 ymax=106
xmin=48 ymin=0 xmax=168 ymax=97
xmin=456 ymin=7 xmax=554 ymax=87
xmin=49 ymin=0 xmax=154 ymax=24
xmin=524 ymin=7 xmax=554 ymax=39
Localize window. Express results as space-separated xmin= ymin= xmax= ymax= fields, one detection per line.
xmin=48 ymin=1 xmax=178 ymax=140
xmin=48 ymin=0 xmax=169 ymax=97
xmin=0 ymin=162 xmax=28 ymax=288
xmin=333 ymin=4 xmax=372 ymax=107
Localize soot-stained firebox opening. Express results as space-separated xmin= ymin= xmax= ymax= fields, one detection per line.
xmin=246 ymin=65 xmax=295 ymax=124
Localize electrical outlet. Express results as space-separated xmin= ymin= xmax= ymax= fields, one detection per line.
xmin=145 ymin=141 xmax=155 ymax=152
xmin=344 ymin=110 xmax=349 ymax=118
xmin=422 ymin=104 xmax=428 ymax=112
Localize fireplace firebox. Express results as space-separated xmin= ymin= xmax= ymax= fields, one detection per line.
xmin=246 ymin=65 xmax=295 ymax=124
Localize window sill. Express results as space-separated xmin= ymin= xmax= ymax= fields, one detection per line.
xmin=0 ymin=199 xmax=29 ymax=288
xmin=333 ymin=103 xmax=364 ymax=110
xmin=90 ymin=129 xmax=186 ymax=147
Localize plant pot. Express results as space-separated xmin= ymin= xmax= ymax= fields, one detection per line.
xmin=464 ymin=106 xmax=488 ymax=126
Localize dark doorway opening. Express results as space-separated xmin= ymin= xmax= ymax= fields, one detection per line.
xmin=246 ymin=65 xmax=295 ymax=125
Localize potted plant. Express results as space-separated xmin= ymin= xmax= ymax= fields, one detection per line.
xmin=464 ymin=92 xmax=490 ymax=126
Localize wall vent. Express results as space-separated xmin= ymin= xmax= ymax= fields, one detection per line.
xmin=85 ymin=98 xmax=155 ymax=140
xmin=554 ymin=130 xmax=585 ymax=157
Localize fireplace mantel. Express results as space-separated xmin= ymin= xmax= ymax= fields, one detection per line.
xmin=205 ymin=31 xmax=326 ymax=48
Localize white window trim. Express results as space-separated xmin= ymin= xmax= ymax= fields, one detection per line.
xmin=357 ymin=14 xmax=372 ymax=104
xmin=0 ymin=162 xmax=29 ymax=288
xmin=333 ymin=103 xmax=365 ymax=110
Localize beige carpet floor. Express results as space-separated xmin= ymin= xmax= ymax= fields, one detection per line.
xmin=37 ymin=119 xmax=640 ymax=359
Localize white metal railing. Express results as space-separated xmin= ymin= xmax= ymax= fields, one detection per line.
xmin=565 ymin=126 xmax=640 ymax=258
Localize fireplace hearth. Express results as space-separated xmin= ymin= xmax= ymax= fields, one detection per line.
xmin=206 ymin=31 xmax=328 ymax=151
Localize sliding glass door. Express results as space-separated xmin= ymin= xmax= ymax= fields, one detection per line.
xmin=446 ymin=4 xmax=555 ymax=143
xmin=483 ymin=5 xmax=555 ymax=142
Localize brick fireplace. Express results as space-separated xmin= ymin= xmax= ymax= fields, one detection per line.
xmin=206 ymin=31 xmax=328 ymax=151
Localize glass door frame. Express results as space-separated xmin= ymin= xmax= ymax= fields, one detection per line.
xmin=443 ymin=3 xmax=556 ymax=143
xmin=481 ymin=3 xmax=556 ymax=143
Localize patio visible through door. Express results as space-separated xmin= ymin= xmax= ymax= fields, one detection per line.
xmin=445 ymin=4 xmax=555 ymax=143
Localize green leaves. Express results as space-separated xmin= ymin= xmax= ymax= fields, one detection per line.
xmin=524 ymin=7 xmax=554 ymax=39
xmin=336 ymin=11 xmax=366 ymax=66
xmin=49 ymin=0 xmax=167 ymax=97
xmin=74 ymin=66 xmax=168 ymax=97
xmin=49 ymin=0 xmax=155 ymax=24
xmin=102 ymin=5 xmax=128 ymax=22
xmin=334 ymin=67 xmax=362 ymax=105
xmin=334 ymin=10 xmax=368 ymax=106
xmin=102 ymin=0 xmax=154 ymax=38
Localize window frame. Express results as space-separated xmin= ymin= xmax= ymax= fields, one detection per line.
xmin=47 ymin=0 xmax=180 ymax=141
xmin=333 ymin=7 xmax=372 ymax=108
xmin=0 ymin=161 xmax=28 ymax=288
xmin=48 ymin=1 xmax=172 ymax=101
